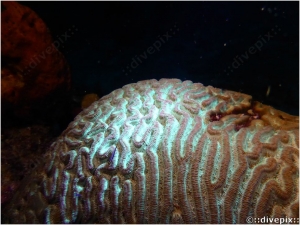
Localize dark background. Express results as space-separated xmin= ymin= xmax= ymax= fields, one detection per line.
xmin=20 ymin=1 xmax=299 ymax=116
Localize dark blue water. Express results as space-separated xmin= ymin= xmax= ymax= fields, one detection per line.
xmin=22 ymin=1 xmax=299 ymax=116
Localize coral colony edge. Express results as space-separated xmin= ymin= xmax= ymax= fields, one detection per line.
xmin=4 ymin=79 xmax=299 ymax=224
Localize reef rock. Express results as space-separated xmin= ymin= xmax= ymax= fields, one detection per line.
xmin=4 ymin=79 xmax=299 ymax=223
xmin=1 ymin=1 xmax=70 ymax=117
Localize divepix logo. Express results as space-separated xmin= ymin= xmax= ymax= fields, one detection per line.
xmin=23 ymin=25 xmax=78 ymax=75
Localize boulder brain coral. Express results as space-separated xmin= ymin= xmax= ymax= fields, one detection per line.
xmin=4 ymin=79 xmax=299 ymax=223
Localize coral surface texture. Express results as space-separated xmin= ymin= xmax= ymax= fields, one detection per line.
xmin=4 ymin=79 xmax=299 ymax=223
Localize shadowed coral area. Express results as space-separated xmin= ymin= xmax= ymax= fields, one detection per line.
xmin=1 ymin=125 xmax=56 ymax=207
xmin=3 ymin=79 xmax=299 ymax=223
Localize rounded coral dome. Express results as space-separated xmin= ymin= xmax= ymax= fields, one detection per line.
xmin=4 ymin=79 xmax=299 ymax=223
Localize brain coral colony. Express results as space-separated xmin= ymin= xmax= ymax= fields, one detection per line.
xmin=4 ymin=79 xmax=299 ymax=223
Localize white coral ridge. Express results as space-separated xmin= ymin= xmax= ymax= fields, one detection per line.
xmin=6 ymin=78 xmax=299 ymax=224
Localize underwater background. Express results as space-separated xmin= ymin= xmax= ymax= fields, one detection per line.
xmin=20 ymin=1 xmax=299 ymax=118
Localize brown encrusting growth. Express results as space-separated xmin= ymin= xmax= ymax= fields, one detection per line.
xmin=3 ymin=79 xmax=299 ymax=223
xmin=1 ymin=1 xmax=70 ymax=116
xmin=81 ymin=93 xmax=100 ymax=109
xmin=252 ymin=101 xmax=299 ymax=130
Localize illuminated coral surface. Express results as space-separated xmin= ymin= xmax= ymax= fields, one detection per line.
xmin=4 ymin=79 xmax=299 ymax=223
